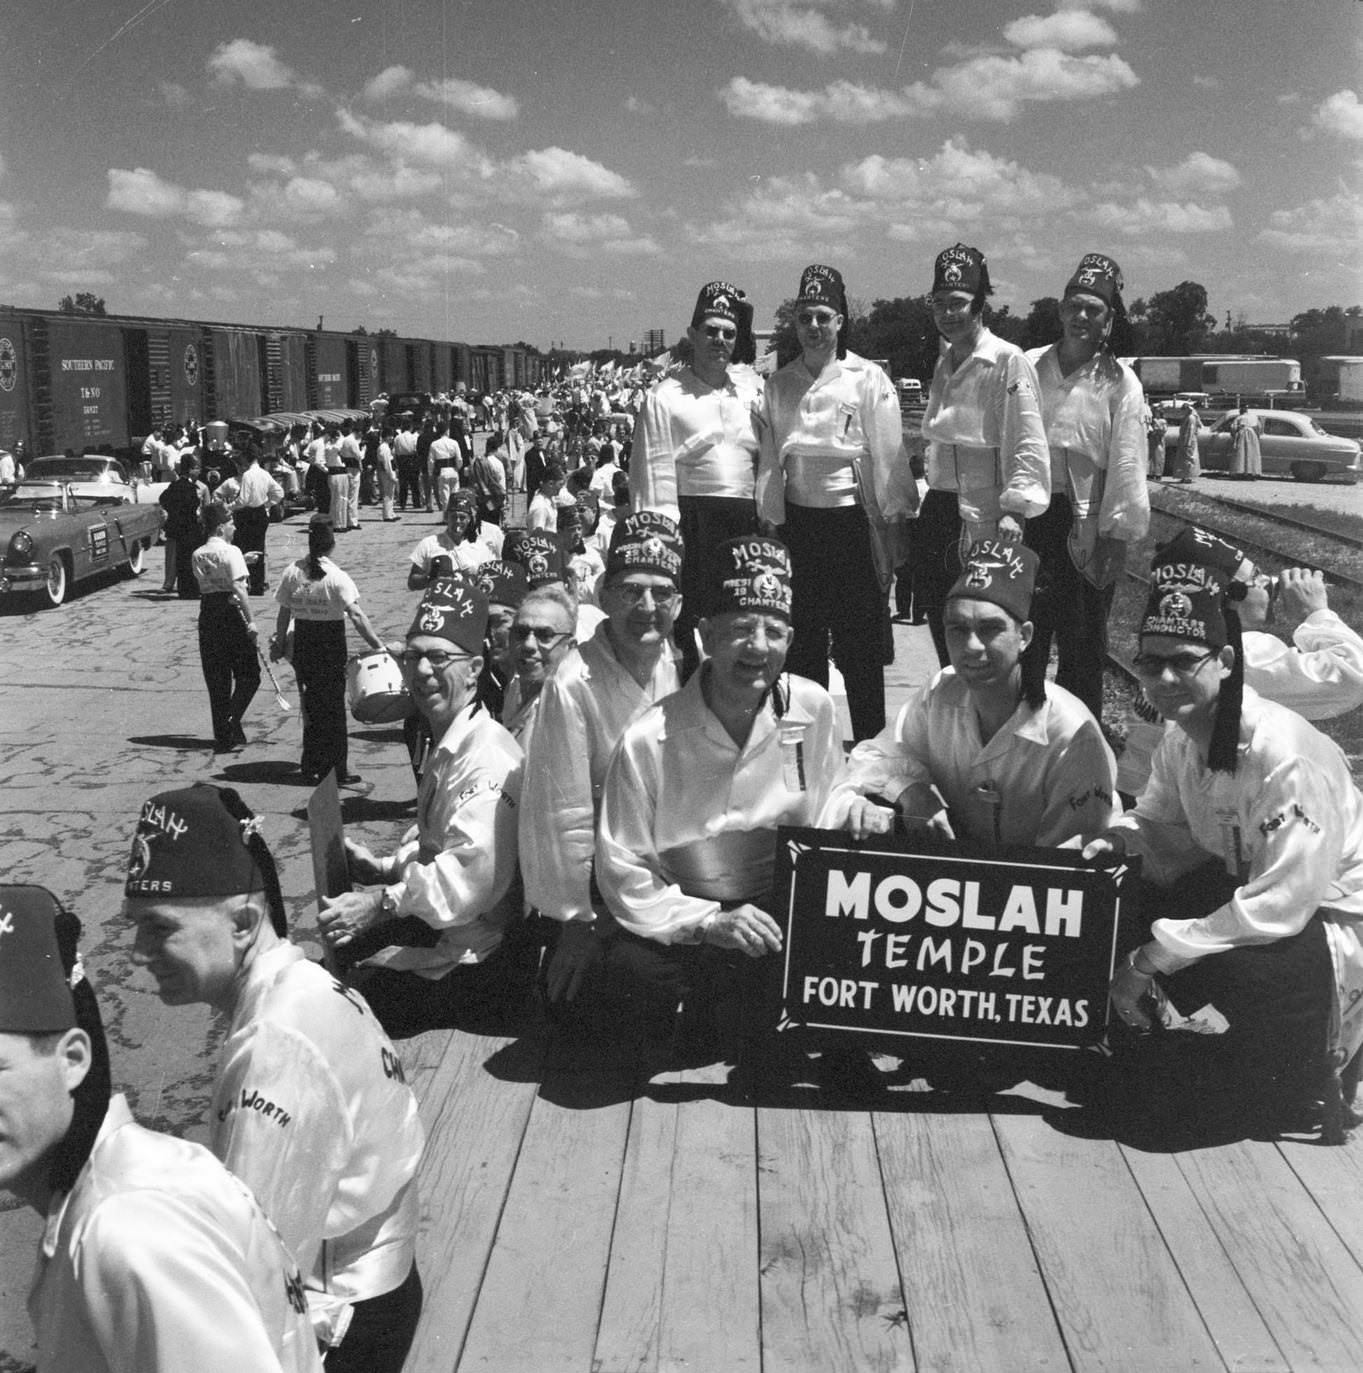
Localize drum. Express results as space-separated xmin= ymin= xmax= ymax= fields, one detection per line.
xmin=346 ymin=651 xmax=412 ymax=723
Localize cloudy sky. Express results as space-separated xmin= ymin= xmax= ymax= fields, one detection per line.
xmin=1 ymin=0 xmax=1359 ymax=352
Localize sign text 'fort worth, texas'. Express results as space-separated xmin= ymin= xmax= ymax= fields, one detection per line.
xmin=774 ymin=829 xmax=1136 ymax=1051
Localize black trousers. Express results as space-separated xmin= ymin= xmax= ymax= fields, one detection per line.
xmin=1022 ymin=494 xmax=1114 ymax=721
xmin=782 ymin=502 xmax=886 ymax=741
xmin=396 ymin=455 xmax=422 ymax=509
xmin=322 ymin=1262 xmax=422 ymax=1373
xmin=293 ymin=619 xmax=349 ymax=779
xmin=198 ymin=595 xmax=260 ymax=746
xmin=675 ymin=494 xmax=759 ymax=681
xmin=910 ymin=489 xmax=963 ymax=668
xmin=233 ymin=505 xmax=270 ymax=595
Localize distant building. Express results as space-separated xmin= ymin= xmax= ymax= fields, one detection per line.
xmin=1245 ymin=323 xmax=1293 ymax=338
xmin=642 ymin=328 xmax=666 ymax=354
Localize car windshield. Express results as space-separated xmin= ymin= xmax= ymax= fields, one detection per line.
xmin=1 ymin=482 xmax=65 ymax=511
xmin=28 ymin=458 xmax=124 ymax=481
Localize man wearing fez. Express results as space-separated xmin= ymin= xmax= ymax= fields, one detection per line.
xmin=1023 ymin=253 xmax=1148 ymax=721
xmin=595 ymin=536 xmax=843 ymax=1055
xmin=756 ymin=264 xmax=920 ymax=741
xmin=122 ymin=787 xmax=424 ymax=1370
xmin=407 ymin=487 xmax=492 ymax=592
xmin=470 ymin=557 xmax=530 ymax=720
xmin=521 ymin=512 xmax=684 ymax=1012
xmin=825 ymin=540 xmax=1115 ymax=849
xmin=3 ymin=885 xmax=323 ymax=1372
xmin=1083 ymin=551 xmax=1363 ymax=1139
xmin=320 ymin=572 xmax=527 ymax=1028
xmin=506 ymin=526 xmax=606 ymax=641
xmin=502 ymin=581 xmax=580 ymax=745
xmin=917 ymin=243 xmax=1050 ymax=667
xmin=631 ymin=280 xmax=763 ymax=679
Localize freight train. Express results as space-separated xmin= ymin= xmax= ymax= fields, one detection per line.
xmin=1127 ymin=355 xmax=1304 ymax=399
xmin=0 ymin=305 xmax=548 ymax=459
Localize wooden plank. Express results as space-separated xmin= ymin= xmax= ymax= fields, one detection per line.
xmin=405 ymin=1029 xmax=545 ymax=1373
xmin=993 ymin=1112 xmax=1226 ymax=1372
xmin=876 ymin=1107 xmax=1070 ymax=1371
xmin=1120 ymin=1145 xmax=1288 ymax=1373
xmin=456 ymin=1032 xmax=636 ymax=1372
xmin=757 ymin=1104 xmax=911 ymax=1372
xmin=1276 ymin=1135 xmax=1363 ymax=1270
xmin=592 ymin=1090 xmax=678 ymax=1373
xmin=1177 ymin=1140 xmax=1363 ymax=1371
xmin=653 ymin=1064 xmax=762 ymax=1373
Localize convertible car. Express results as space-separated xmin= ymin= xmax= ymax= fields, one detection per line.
xmin=22 ymin=453 xmax=170 ymax=506
xmin=0 ymin=480 xmax=163 ymax=607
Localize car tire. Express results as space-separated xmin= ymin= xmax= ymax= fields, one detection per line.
xmin=42 ymin=554 xmax=68 ymax=607
xmin=122 ymin=540 xmax=146 ymax=577
xmin=1291 ymin=461 xmax=1326 ymax=483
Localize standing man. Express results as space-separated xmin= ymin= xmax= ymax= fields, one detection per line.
xmin=428 ymin=423 xmax=463 ymax=512
xmin=159 ymin=454 xmax=207 ymax=597
xmin=338 ymin=422 xmax=363 ymax=531
xmin=632 ymin=280 xmax=763 ymax=679
xmin=192 ymin=502 xmax=261 ymax=752
xmin=4 ymin=885 xmax=323 ymax=1373
xmin=123 ymin=788 xmax=424 ymax=1369
xmin=521 ymin=513 xmax=684 ymax=1014
xmin=233 ymin=446 xmax=284 ymax=596
xmin=918 ymin=243 xmax=1050 ymax=665
xmin=1023 ymin=253 xmax=1148 ymax=721
xmin=756 ymin=264 xmax=919 ymax=741
xmin=393 ymin=419 xmax=420 ymax=511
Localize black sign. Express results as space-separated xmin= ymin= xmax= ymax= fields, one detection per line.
xmin=774 ymin=827 xmax=1137 ymax=1052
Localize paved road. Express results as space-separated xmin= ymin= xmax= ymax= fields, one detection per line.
xmin=0 ymin=495 xmax=943 ymax=1365
xmin=1157 ymin=471 xmax=1363 ymax=519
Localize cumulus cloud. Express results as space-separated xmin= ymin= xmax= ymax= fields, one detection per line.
xmin=364 ymin=65 xmax=413 ymax=101
xmin=1002 ymin=11 xmax=1118 ymax=51
xmin=413 ymin=77 xmax=519 ymax=120
xmin=1084 ymin=198 xmax=1232 ymax=235
xmin=338 ymin=112 xmax=490 ymax=173
xmin=363 ymin=208 xmax=520 ymax=257
xmin=540 ymin=211 xmax=659 ymax=256
xmin=721 ymin=0 xmax=887 ymax=56
xmin=501 ymin=147 xmax=636 ymax=205
xmin=722 ymin=49 xmax=1137 ymax=125
xmin=107 ymin=168 xmax=246 ymax=228
xmin=1258 ymin=189 xmax=1363 ymax=255
xmin=208 ymin=39 xmax=323 ymax=97
xmin=189 ymin=229 xmax=336 ymax=276
xmin=1312 ymin=90 xmax=1363 ymax=142
xmin=38 ymin=228 xmax=148 ymax=279
xmin=1145 ymin=151 xmax=1241 ymax=196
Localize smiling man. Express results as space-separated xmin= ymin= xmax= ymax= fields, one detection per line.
xmin=520 ymin=512 xmax=684 ymax=1017
xmin=756 ymin=264 xmax=919 ymax=740
xmin=823 ymin=539 xmax=1115 ymax=850
xmin=631 ymin=280 xmax=762 ymax=678
xmin=120 ymin=785 xmax=426 ymax=1372
xmin=318 ymin=571 xmax=526 ymax=1030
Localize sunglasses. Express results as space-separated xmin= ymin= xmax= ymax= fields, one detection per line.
xmin=703 ymin=324 xmax=737 ymax=341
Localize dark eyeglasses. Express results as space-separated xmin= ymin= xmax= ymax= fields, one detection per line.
xmin=1130 ymin=650 xmax=1216 ymax=678
xmin=702 ymin=324 xmax=737 ymax=341
xmin=796 ymin=310 xmax=838 ymax=327
xmin=509 ymin=625 xmax=571 ymax=646
xmin=398 ymin=649 xmax=473 ymax=670
xmin=610 ymin=582 xmax=679 ymax=607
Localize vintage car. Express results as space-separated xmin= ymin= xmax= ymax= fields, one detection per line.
xmin=1162 ymin=407 xmax=1361 ymax=483
xmin=0 ymin=480 xmax=163 ymax=607
xmin=23 ymin=453 xmax=170 ymax=506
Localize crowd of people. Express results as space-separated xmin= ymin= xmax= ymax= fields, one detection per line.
xmin=5 ymin=246 xmax=1363 ymax=1370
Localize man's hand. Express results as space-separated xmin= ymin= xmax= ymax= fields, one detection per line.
xmin=344 ymin=838 xmax=389 ymax=886
xmin=898 ymin=781 xmax=955 ymax=839
xmin=1277 ymin=567 xmax=1328 ymax=623
xmin=545 ymin=921 xmax=604 ymax=1002
xmin=318 ymin=890 xmax=386 ymax=950
xmin=703 ymin=904 xmax=783 ymax=958
xmin=996 ymin=513 xmax=1025 ymax=545
xmin=843 ymin=797 xmax=897 ymax=840
xmin=1109 ymin=948 xmax=1165 ymax=1032
xmin=1081 ymin=832 xmax=1126 ymax=865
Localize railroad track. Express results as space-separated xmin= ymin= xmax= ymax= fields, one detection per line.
xmin=1179 ymin=490 xmax=1363 ymax=553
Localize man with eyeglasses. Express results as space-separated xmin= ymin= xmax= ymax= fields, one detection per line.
xmin=631 ymin=281 xmax=762 ymax=679
xmin=917 ymin=243 xmax=1050 ymax=667
xmin=824 ymin=540 xmax=1115 ymax=851
xmin=520 ymin=512 xmax=684 ymax=1021
xmin=317 ymin=571 xmax=526 ymax=1030
xmin=502 ymin=582 xmax=579 ymax=744
xmin=756 ymin=264 xmax=919 ymax=741
xmin=1082 ymin=550 xmax=1363 ymax=1142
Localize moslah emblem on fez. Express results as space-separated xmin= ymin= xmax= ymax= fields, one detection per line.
xmin=1159 ymin=590 xmax=1194 ymax=620
xmin=127 ymin=832 xmax=152 ymax=884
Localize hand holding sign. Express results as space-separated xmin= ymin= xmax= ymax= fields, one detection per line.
xmin=705 ymin=904 xmax=783 ymax=957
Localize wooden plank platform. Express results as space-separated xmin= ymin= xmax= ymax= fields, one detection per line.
xmin=402 ymin=1027 xmax=1363 ymax=1373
